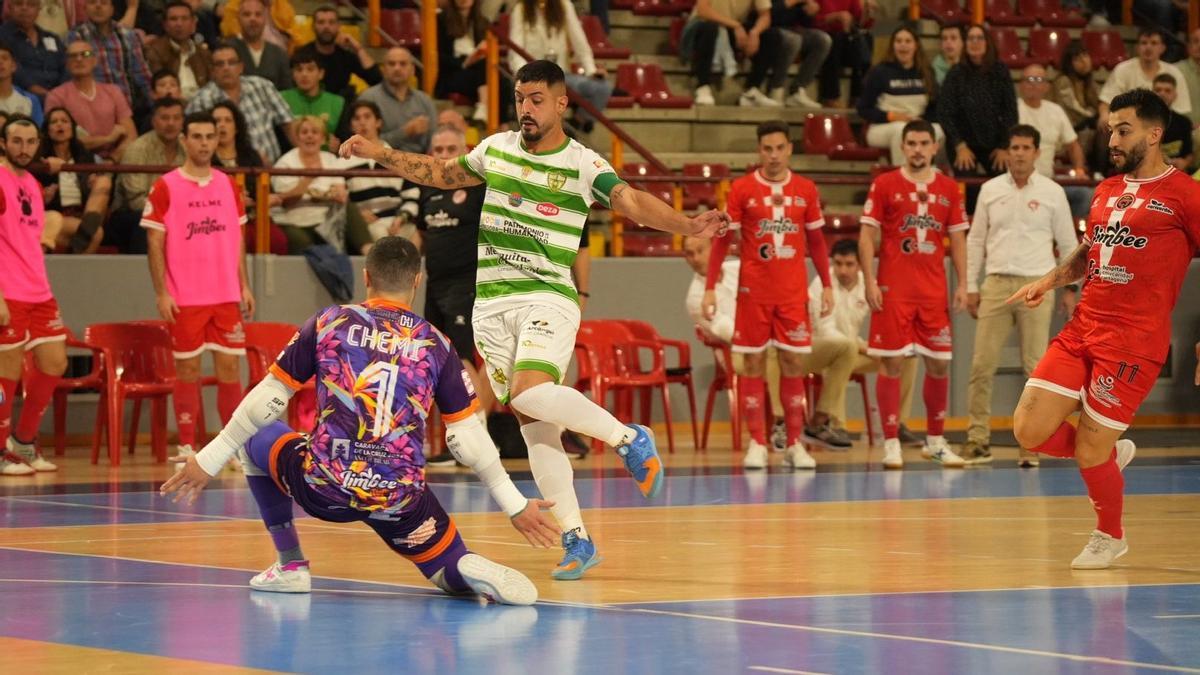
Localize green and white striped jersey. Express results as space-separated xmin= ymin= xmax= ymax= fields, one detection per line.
xmin=458 ymin=131 xmax=625 ymax=316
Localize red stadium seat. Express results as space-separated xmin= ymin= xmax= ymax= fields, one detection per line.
xmin=669 ymin=17 xmax=686 ymax=55
xmin=802 ymin=114 xmax=886 ymax=162
xmin=612 ymin=0 xmax=635 ymax=9
xmin=682 ymin=162 xmax=729 ymax=209
xmin=621 ymin=162 xmax=676 ymax=204
xmin=1027 ymin=28 xmax=1069 ymax=66
xmin=1082 ymin=29 xmax=1127 ymax=70
xmin=985 ymin=0 xmax=1034 ymax=26
xmin=632 ymin=0 xmax=691 ymax=16
xmin=85 ymin=322 xmax=176 ymax=465
xmin=580 ymin=15 xmax=631 ymax=59
xmin=992 ymin=28 xmax=1038 ymax=68
xmin=380 ymin=8 xmax=421 ymax=48
xmin=919 ymin=0 xmax=967 ymax=25
xmin=615 ymin=63 xmax=693 ymax=109
xmin=620 ymin=230 xmax=678 ymax=257
xmin=1019 ymin=0 xmax=1086 ymax=26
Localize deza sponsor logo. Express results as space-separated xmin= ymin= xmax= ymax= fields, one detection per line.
xmin=536 ymin=202 xmax=560 ymax=217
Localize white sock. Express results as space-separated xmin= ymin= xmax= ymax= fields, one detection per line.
xmin=521 ymin=421 xmax=587 ymax=539
xmin=511 ymin=383 xmax=635 ymax=447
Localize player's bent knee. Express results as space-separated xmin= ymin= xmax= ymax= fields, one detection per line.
xmin=1012 ymin=412 xmax=1054 ymax=450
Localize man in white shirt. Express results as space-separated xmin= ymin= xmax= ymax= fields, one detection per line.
xmin=1098 ymin=28 xmax=1191 ymax=121
xmin=1017 ymin=64 xmax=1086 ymax=178
xmin=964 ymin=124 xmax=1078 ymax=466
xmin=1176 ymin=29 xmax=1200 ymax=156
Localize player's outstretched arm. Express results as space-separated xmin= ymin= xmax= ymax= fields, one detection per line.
xmin=1007 ymin=241 xmax=1090 ymax=308
xmin=338 ymin=134 xmax=483 ymax=190
xmin=609 ymin=183 xmax=730 ymax=238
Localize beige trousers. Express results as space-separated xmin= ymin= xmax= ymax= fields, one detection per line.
xmin=967 ymin=274 xmax=1054 ymax=444
xmin=812 ymin=338 xmax=918 ymax=429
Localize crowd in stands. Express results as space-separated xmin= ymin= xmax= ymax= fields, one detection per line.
xmin=0 ymin=0 xmax=1197 ymax=256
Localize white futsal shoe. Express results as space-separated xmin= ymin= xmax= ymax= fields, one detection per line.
xmin=1115 ymin=439 xmax=1136 ymax=471
xmin=882 ymin=438 xmax=903 ymax=470
xmin=742 ymin=441 xmax=769 ymax=469
xmin=457 ymin=553 xmax=538 ymax=606
xmin=1071 ymin=530 xmax=1128 ymax=570
xmin=921 ymin=436 xmax=965 ymax=467
xmin=8 ymin=437 xmax=57 ymax=471
xmin=250 ymin=560 xmax=312 ymax=593
xmin=784 ymin=443 xmax=816 ymax=470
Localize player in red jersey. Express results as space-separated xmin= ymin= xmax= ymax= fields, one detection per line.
xmin=703 ymin=120 xmax=833 ymax=470
xmin=1009 ymin=89 xmax=1200 ymax=569
xmin=0 ymin=116 xmax=64 ymax=475
xmin=859 ymin=119 xmax=969 ymax=470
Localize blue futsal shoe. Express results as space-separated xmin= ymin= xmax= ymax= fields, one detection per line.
xmin=551 ymin=528 xmax=602 ymax=580
xmin=616 ymin=424 xmax=664 ymax=499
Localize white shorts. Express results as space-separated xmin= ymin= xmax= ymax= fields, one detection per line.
xmin=473 ymin=302 xmax=580 ymax=403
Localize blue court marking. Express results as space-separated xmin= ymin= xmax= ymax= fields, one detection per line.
xmin=0 ymin=548 xmax=1196 ymax=674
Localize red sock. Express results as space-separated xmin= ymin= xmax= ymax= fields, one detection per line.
xmin=876 ymin=374 xmax=901 ymax=439
xmin=923 ymin=374 xmax=948 ymax=437
xmin=740 ymin=376 xmax=768 ymax=445
xmin=15 ymin=369 xmax=60 ymax=442
xmin=0 ymin=377 xmax=16 ymax=449
xmin=173 ymin=381 xmax=201 ymax=447
xmin=1080 ymin=451 xmax=1124 ymax=539
xmin=1031 ymin=421 xmax=1076 ymax=458
xmin=216 ymin=380 xmax=244 ymax=425
xmin=779 ymin=376 xmax=807 ymax=445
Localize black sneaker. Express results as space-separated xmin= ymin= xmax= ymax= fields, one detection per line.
xmin=897 ymin=424 xmax=923 ymax=446
xmin=801 ymin=424 xmax=852 ymax=449
xmin=1018 ymin=449 xmax=1040 ymax=468
xmin=961 ymin=440 xmax=993 ymax=465
xmin=426 ymin=451 xmax=457 ymax=467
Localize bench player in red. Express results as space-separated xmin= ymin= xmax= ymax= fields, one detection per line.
xmin=1010 ymin=89 xmax=1200 ymax=569
xmin=703 ymin=120 xmax=833 ymax=470
xmin=859 ymin=119 xmax=969 ymax=470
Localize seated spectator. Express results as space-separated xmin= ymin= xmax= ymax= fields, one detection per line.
xmin=357 ymin=47 xmax=437 ymax=154
xmin=938 ymin=24 xmax=1017 ymax=177
xmin=341 ymin=100 xmax=419 ymax=243
xmin=1153 ymin=74 xmax=1195 ymax=172
xmin=46 ymin=40 xmax=137 ymax=160
xmin=111 ymin=0 xmax=165 ymax=35
xmin=437 ymin=0 xmax=511 ymax=122
xmin=151 ymin=69 xmax=182 ymax=100
xmin=1098 ymin=28 xmax=1190 ymax=120
xmin=814 ymin=0 xmax=869 ymax=107
xmin=1052 ymin=42 xmax=1101 ymax=132
xmin=770 ymin=0 xmax=829 ymax=109
xmin=682 ymin=0 xmax=782 ymax=107
xmin=0 ymin=0 xmax=66 ymax=97
xmin=280 ymin=52 xmax=344 ymax=146
xmin=0 ymin=45 xmax=44 ymax=125
xmin=35 ymin=106 xmax=111 ymax=253
xmin=292 ymin=4 xmax=379 ymax=100
xmin=1018 ymin=64 xmax=1086 ymax=178
xmin=229 ymin=0 xmax=292 ymax=91
xmin=857 ymin=26 xmax=942 ymax=166
xmin=187 ymin=42 xmax=293 ymax=162
xmin=683 ymin=234 xmax=737 ymax=343
xmin=106 ymin=96 xmax=184 ymax=253
xmin=931 ymin=22 xmax=962 ymax=87
xmin=270 ymin=115 xmax=372 ymax=255
xmin=1178 ymin=29 xmax=1200 ymax=153
xmin=219 ymin=0 xmax=310 ymax=52
xmin=509 ymin=0 xmax=617 ymax=121
xmin=144 ymin=0 xmax=212 ymax=100
xmin=211 ymin=100 xmax=288 ymax=255
xmin=66 ymin=0 xmax=152 ymax=112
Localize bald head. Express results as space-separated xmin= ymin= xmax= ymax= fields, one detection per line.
xmin=682 ymin=236 xmax=712 ymax=275
xmin=382 ymin=47 xmax=414 ymax=89
xmin=1018 ymin=64 xmax=1048 ymax=105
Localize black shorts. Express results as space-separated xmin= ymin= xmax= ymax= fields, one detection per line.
xmin=424 ymin=276 xmax=476 ymax=360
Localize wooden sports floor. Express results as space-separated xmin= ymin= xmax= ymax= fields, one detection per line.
xmin=1 ymin=428 xmax=1198 ymax=674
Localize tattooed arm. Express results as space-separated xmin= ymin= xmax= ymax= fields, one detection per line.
xmin=1006 ymin=241 xmax=1090 ymax=308
xmin=608 ymin=183 xmax=729 ymax=238
xmin=338 ymin=135 xmax=482 ymax=189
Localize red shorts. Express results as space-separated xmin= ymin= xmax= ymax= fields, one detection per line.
xmin=732 ymin=301 xmax=812 ymax=354
xmin=171 ymin=303 xmax=246 ymax=359
xmin=0 ymin=298 xmax=67 ymax=351
xmin=1026 ymin=326 xmax=1159 ymax=432
xmin=867 ymin=300 xmax=952 ymax=360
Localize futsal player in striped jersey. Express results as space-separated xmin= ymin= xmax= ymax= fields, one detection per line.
xmin=338 ymin=60 xmax=729 ymax=580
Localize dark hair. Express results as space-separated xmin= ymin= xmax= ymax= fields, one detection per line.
xmin=1060 ymin=41 xmax=1090 ymax=80
xmin=962 ymin=23 xmax=998 ymax=71
xmin=886 ymin=25 xmax=935 ymax=95
xmin=1152 ymin=73 xmax=1176 ymax=87
xmin=0 ymin=43 xmax=14 ymax=59
xmin=40 ymin=107 xmax=89 ymax=161
xmin=939 ymin=22 xmax=965 ymax=36
xmin=366 ymin=236 xmax=422 ymax=292
xmin=756 ymin=120 xmax=789 ymax=141
xmin=514 ymin=59 xmax=565 ymax=87
xmin=153 ymin=96 xmax=185 ymax=113
xmin=1109 ymin=88 xmax=1169 ymax=127
xmin=443 ymin=0 xmax=487 ymax=43
xmin=901 ymin=118 xmax=936 ymax=141
xmin=517 ymin=0 xmax=564 ymax=32
xmin=831 ymin=238 xmax=859 ymax=259
xmin=1137 ymin=27 xmax=1166 ymax=42
xmin=211 ymin=40 xmax=240 ymax=60
xmin=1007 ymin=123 xmax=1041 ymax=149
xmin=348 ymin=99 xmax=383 ymax=120
xmin=183 ymin=110 xmax=216 ymax=136
xmin=289 ymin=52 xmax=321 ymax=69
xmin=165 ymin=0 xmax=193 ymax=16
xmin=312 ymin=4 xmax=338 ymax=19
xmin=209 ymin=101 xmax=262 ymax=167
xmin=152 ymin=69 xmax=180 ymax=88
xmin=2 ymin=113 xmax=37 ymax=141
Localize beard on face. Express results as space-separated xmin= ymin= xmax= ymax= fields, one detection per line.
xmin=1110 ymin=139 xmax=1148 ymax=171
xmin=907 ymin=155 xmax=928 ymax=170
xmin=520 ymin=117 xmax=542 ymax=144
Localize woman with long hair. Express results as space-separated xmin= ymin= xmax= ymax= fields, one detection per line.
xmin=35 ymin=106 xmax=110 ymax=253
xmin=1053 ymin=42 xmax=1101 ymax=131
xmin=436 ymin=0 xmax=503 ymax=122
xmin=936 ymin=23 xmax=1017 ymax=176
xmin=857 ymin=25 xmax=943 ymax=165
xmin=211 ymin=101 xmax=289 ymax=256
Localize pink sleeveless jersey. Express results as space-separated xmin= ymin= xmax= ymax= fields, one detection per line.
xmin=141 ymin=168 xmax=247 ymax=307
xmin=0 ymin=165 xmax=51 ymax=303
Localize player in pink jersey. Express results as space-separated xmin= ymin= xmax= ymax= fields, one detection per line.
xmin=1009 ymin=89 xmax=1200 ymax=569
xmin=859 ymin=119 xmax=969 ymax=470
xmin=0 ymin=115 xmax=65 ymax=475
xmin=702 ymin=120 xmax=834 ymax=470
xmin=142 ymin=111 xmax=255 ymax=468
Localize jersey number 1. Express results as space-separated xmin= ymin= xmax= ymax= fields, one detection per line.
xmin=362 ymin=362 xmax=399 ymax=436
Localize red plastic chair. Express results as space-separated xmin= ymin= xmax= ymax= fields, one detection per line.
xmin=805 ymin=373 xmax=876 ymax=447
xmin=696 ymin=327 xmax=740 ymax=453
xmin=682 ymin=162 xmax=729 ymax=209
xmin=991 ymin=28 xmax=1037 ymax=69
xmin=669 ymin=17 xmax=686 ymax=54
xmin=632 ymin=0 xmax=688 ymax=16
xmin=1081 ymin=30 xmax=1127 ymax=70
xmin=380 ymin=8 xmax=421 ymax=47
xmin=21 ymin=330 xmax=105 ymax=457
xmin=85 ymin=322 xmax=176 ymax=465
xmin=1019 ymin=0 xmax=1085 ymax=26
xmin=984 ymin=0 xmax=1034 ymax=26
xmin=1027 ymin=28 xmax=1068 ymax=66
xmin=616 ymin=320 xmax=698 ymax=450
xmin=919 ymin=0 xmax=967 ymax=24
xmin=802 ymin=114 xmax=887 ymax=161
xmin=575 ymin=320 xmax=675 ymax=453
xmin=244 ymin=322 xmax=316 ymax=431
xmin=580 ymin=15 xmax=631 ymax=59
xmin=615 ymin=63 xmax=693 ymax=109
